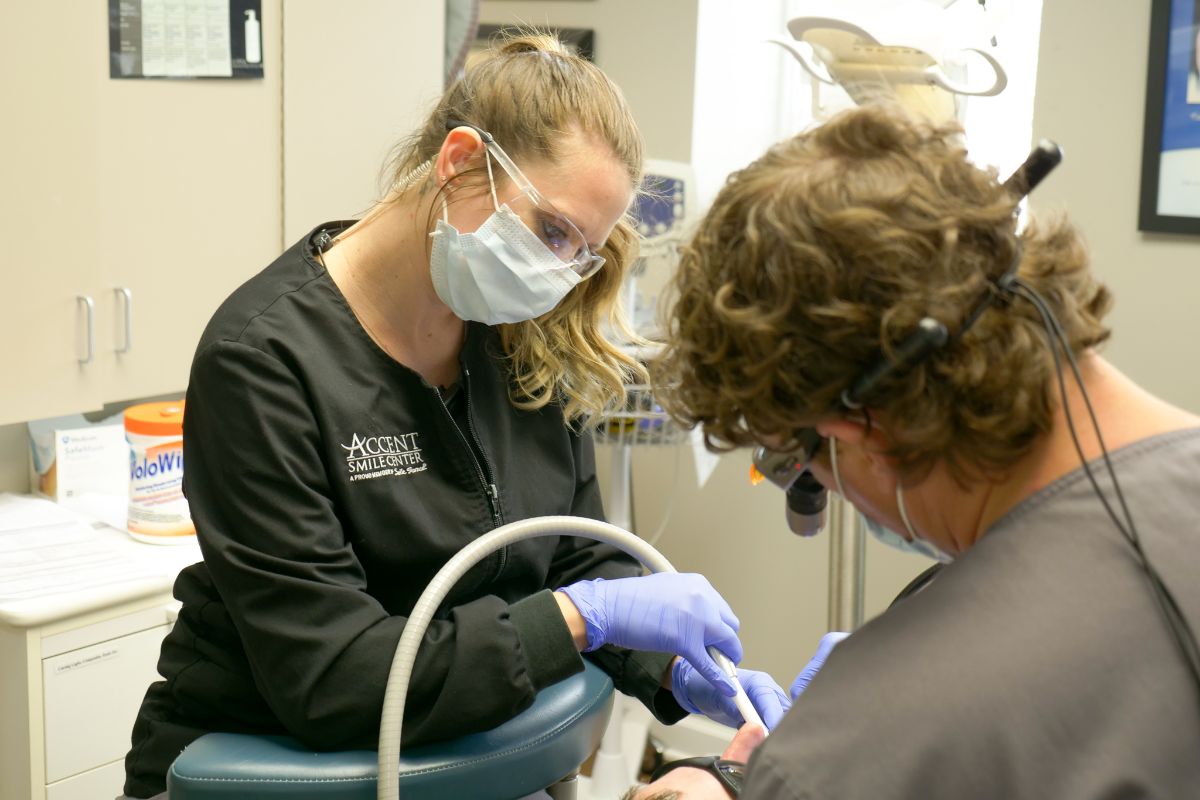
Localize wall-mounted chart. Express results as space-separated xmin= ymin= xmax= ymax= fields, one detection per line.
xmin=109 ymin=0 xmax=264 ymax=79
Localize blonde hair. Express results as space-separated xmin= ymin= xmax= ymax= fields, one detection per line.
xmin=386 ymin=30 xmax=647 ymax=424
xmin=653 ymin=103 xmax=1112 ymax=481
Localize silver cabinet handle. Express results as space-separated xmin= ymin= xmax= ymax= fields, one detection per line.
xmin=77 ymin=294 xmax=94 ymax=364
xmin=114 ymin=286 xmax=133 ymax=353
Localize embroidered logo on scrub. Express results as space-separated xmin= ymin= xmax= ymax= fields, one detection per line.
xmin=341 ymin=432 xmax=428 ymax=482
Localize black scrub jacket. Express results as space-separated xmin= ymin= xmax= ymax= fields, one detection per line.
xmin=123 ymin=222 xmax=683 ymax=798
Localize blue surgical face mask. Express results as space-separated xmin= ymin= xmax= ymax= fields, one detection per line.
xmin=428 ymin=166 xmax=581 ymax=325
xmin=829 ymin=437 xmax=954 ymax=563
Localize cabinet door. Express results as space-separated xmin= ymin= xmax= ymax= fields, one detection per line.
xmin=0 ymin=6 xmax=104 ymax=424
xmin=93 ymin=0 xmax=284 ymax=404
xmin=42 ymin=624 xmax=168 ymax=784
xmin=46 ymin=759 xmax=125 ymax=800
xmin=0 ymin=2 xmax=284 ymax=422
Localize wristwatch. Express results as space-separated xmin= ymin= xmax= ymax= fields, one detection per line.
xmin=649 ymin=755 xmax=747 ymax=798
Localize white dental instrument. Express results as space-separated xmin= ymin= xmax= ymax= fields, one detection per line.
xmin=709 ymin=646 xmax=767 ymax=731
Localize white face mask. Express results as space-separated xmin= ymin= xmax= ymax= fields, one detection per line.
xmin=428 ymin=182 xmax=582 ymax=325
xmin=830 ymin=437 xmax=954 ymax=563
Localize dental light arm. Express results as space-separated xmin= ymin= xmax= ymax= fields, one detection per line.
xmin=770 ymin=37 xmax=1006 ymax=99
xmin=769 ymin=0 xmax=1008 ymax=127
xmin=376 ymin=516 xmax=763 ymax=800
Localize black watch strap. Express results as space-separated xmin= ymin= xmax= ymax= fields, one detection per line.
xmin=649 ymin=755 xmax=747 ymax=798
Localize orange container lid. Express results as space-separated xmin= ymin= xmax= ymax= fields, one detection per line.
xmin=125 ymin=401 xmax=186 ymax=436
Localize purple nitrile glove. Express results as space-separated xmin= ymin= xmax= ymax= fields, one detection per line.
xmin=559 ymin=572 xmax=743 ymax=696
xmin=790 ymin=631 xmax=851 ymax=700
xmin=671 ymin=657 xmax=791 ymax=730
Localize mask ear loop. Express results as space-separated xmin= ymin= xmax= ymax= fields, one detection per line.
xmin=436 ymin=167 xmax=451 ymax=228
xmin=832 ymin=428 xmax=920 ymax=542
xmin=895 ymin=482 xmax=919 ymax=541
xmin=436 ymin=138 xmax=501 ymax=229
xmin=483 ymin=145 xmax=500 ymax=210
xmin=829 ymin=437 xmax=847 ymax=498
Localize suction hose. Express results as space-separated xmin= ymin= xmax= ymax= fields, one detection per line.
xmin=376 ymin=515 xmax=758 ymax=800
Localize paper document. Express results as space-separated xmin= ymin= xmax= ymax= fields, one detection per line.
xmin=0 ymin=494 xmax=162 ymax=603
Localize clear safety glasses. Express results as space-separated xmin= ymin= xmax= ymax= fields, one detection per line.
xmin=447 ymin=120 xmax=606 ymax=279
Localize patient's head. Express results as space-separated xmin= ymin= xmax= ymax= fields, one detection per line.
xmin=623 ymin=724 xmax=766 ymax=800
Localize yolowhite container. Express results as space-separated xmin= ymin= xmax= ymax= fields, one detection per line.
xmin=124 ymin=402 xmax=194 ymax=544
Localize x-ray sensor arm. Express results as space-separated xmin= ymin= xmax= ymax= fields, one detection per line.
xmin=376 ymin=516 xmax=763 ymax=800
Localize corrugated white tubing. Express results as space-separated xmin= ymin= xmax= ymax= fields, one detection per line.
xmin=375 ymin=514 xmax=759 ymax=800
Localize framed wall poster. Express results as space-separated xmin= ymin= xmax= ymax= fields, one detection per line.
xmin=1139 ymin=0 xmax=1200 ymax=234
xmin=109 ymin=0 xmax=265 ymax=79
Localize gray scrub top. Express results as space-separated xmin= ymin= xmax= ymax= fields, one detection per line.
xmin=743 ymin=428 xmax=1200 ymax=799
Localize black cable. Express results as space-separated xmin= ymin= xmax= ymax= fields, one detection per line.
xmin=1010 ymin=279 xmax=1136 ymax=545
xmin=888 ymin=564 xmax=944 ymax=608
xmin=1009 ymin=278 xmax=1200 ymax=695
xmin=1021 ymin=281 xmax=1200 ymax=686
xmin=1019 ymin=283 xmax=1142 ymax=546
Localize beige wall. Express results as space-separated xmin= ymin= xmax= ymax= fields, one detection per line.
xmin=1032 ymin=0 xmax=1200 ymax=411
xmin=282 ymin=2 xmax=443 ymax=242
xmin=478 ymin=0 xmax=698 ymax=162
xmin=0 ymin=424 xmax=28 ymax=494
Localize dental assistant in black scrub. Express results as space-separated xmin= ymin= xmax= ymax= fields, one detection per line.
xmin=121 ymin=32 xmax=788 ymax=800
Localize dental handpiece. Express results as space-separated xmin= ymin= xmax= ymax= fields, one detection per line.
xmin=708 ymin=646 xmax=766 ymax=732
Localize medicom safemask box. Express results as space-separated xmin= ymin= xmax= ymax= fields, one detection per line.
xmin=27 ymin=413 xmax=127 ymax=503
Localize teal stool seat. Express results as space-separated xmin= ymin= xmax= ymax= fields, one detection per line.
xmin=167 ymin=662 xmax=614 ymax=799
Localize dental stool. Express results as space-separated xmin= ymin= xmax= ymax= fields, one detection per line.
xmin=166 ymin=662 xmax=614 ymax=800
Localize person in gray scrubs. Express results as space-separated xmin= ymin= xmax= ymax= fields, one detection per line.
xmin=634 ymin=103 xmax=1200 ymax=799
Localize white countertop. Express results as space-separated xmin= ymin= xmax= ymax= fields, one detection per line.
xmin=0 ymin=494 xmax=202 ymax=629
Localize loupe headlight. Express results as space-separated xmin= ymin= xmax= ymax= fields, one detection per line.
xmin=751 ymin=428 xmax=827 ymax=537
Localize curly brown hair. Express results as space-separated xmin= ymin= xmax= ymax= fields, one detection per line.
xmin=652 ymin=103 xmax=1112 ymax=481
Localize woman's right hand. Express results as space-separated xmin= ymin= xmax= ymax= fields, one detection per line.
xmin=671 ymin=657 xmax=790 ymax=730
xmin=556 ymin=573 xmax=743 ymax=696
